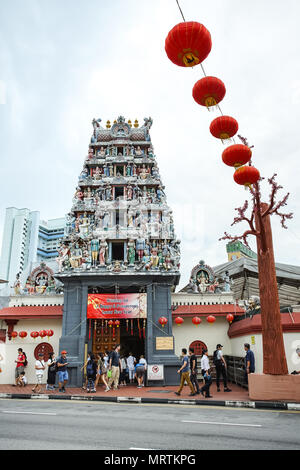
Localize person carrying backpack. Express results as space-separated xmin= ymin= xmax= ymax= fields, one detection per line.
xmin=213 ymin=344 xmax=231 ymax=393
xmin=86 ymin=353 xmax=97 ymax=393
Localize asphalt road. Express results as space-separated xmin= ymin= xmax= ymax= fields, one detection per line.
xmin=0 ymin=399 xmax=299 ymax=451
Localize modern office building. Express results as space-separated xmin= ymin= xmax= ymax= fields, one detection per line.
xmin=0 ymin=207 xmax=65 ymax=294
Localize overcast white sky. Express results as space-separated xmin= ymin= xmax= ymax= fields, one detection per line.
xmin=0 ymin=0 xmax=299 ymax=289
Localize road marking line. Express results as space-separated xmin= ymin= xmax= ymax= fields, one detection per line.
xmin=181 ymin=420 xmax=262 ymax=427
xmin=130 ymin=447 xmax=156 ymax=450
xmin=2 ymin=410 xmax=57 ymax=416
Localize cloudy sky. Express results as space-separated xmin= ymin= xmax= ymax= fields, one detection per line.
xmin=0 ymin=0 xmax=299 ymax=289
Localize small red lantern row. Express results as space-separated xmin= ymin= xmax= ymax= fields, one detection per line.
xmin=192 ymin=316 xmax=202 ymax=326
xmin=19 ymin=331 xmax=27 ymax=338
xmin=11 ymin=331 xmax=18 ymax=339
xmin=174 ymin=316 xmax=184 ymax=326
xmin=31 ymin=331 xmax=39 ymax=339
xmin=159 ymin=316 xmax=168 ymax=328
xmin=39 ymin=330 xmax=47 ymax=338
xmin=226 ymin=314 xmax=234 ymax=324
xmin=193 ymin=76 xmax=226 ymax=109
xmin=165 ymin=21 xmax=212 ymax=68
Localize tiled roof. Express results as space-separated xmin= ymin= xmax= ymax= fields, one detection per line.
xmin=172 ymin=304 xmax=244 ymax=316
xmin=0 ymin=305 xmax=63 ymax=319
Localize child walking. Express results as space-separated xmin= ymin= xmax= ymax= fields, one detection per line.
xmin=32 ymin=353 xmax=45 ymax=393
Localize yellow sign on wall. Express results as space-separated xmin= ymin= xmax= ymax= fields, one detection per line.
xmin=251 ymin=336 xmax=255 ymax=345
xmin=156 ymin=336 xmax=174 ymax=350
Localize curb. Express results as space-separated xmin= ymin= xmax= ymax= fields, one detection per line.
xmin=0 ymin=392 xmax=299 ymax=411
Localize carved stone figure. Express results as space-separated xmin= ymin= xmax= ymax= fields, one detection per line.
xmin=99 ymin=239 xmax=108 ymax=266
xmin=136 ymin=237 xmax=146 ymax=261
xmin=70 ymin=243 xmax=82 ymax=268
xmin=90 ymin=238 xmax=99 ymax=267
xmin=127 ymin=239 xmax=136 ymax=265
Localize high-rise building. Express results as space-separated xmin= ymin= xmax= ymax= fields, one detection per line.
xmin=0 ymin=207 xmax=65 ymax=294
xmin=56 ymin=116 xmax=181 ymax=385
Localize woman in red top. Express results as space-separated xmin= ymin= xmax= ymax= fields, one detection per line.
xmin=14 ymin=348 xmax=25 ymax=386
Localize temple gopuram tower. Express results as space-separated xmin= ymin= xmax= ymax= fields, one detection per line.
xmin=55 ymin=116 xmax=181 ymax=386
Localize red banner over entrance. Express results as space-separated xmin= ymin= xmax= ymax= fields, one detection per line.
xmin=87 ymin=294 xmax=147 ymax=319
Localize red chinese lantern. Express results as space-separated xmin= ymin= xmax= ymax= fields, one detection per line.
xmin=39 ymin=330 xmax=47 ymax=338
xmin=45 ymin=329 xmax=54 ymax=340
xmin=210 ymin=116 xmax=238 ymax=142
xmin=222 ymin=144 xmax=252 ymax=168
xmin=114 ymin=320 xmax=120 ymax=328
xmin=30 ymin=331 xmax=39 ymax=339
xmin=11 ymin=331 xmax=18 ymax=339
xmin=233 ymin=165 xmax=260 ymax=187
xmin=19 ymin=331 xmax=27 ymax=339
xmin=192 ymin=76 xmax=226 ymax=109
xmin=207 ymin=315 xmax=216 ymax=324
xmin=108 ymin=320 xmax=114 ymax=328
xmin=192 ymin=316 xmax=202 ymax=326
xmin=175 ymin=316 xmax=184 ymax=326
xmin=226 ymin=314 xmax=234 ymax=324
xmin=165 ymin=21 xmax=212 ymax=68
xmin=159 ymin=316 xmax=168 ymax=328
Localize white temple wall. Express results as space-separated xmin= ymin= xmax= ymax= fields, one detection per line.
xmin=0 ymin=319 xmax=62 ymax=385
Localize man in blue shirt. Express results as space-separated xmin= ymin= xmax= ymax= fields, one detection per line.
xmin=57 ymin=350 xmax=69 ymax=393
xmin=244 ymin=343 xmax=255 ymax=384
xmin=175 ymin=348 xmax=196 ymax=397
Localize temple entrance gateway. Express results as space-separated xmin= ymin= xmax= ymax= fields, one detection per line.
xmin=56 ymin=116 xmax=181 ymax=386
xmin=88 ymin=292 xmax=147 ymax=359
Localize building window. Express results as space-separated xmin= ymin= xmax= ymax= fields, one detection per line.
xmin=189 ymin=340 xmax=207 ymax=356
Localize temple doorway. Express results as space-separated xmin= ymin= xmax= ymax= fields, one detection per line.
xmin=120 ymin=319 xmax=146 ymax=360
xmin=92 ymin=318 xmax=146 ymax=360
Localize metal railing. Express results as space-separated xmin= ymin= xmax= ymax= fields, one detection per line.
xmin=195 ymin=355 xmax=248 ymax=389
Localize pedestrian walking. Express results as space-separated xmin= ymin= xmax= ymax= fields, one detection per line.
xmin=189 ymin=347 xmax=200 ymax=394
xmin=138 ymin=355 xmax=147 ymax=386
xmin=126 ymin=352 xmax=136 ymax=383
xmin=46 ymin=352 xmax=57 ymax=391
xmin=244 ymin=343 xmax=255 ymax=383
xmin=86 ymin=353 xmax=97 ymax=392
xmin=175 ymin=348 xmax=196 ymax=397
xmin=108 ymin=344 xmax=122 ymax=390
xmin=95 ymin=353 xmax=110 ymax=391
xmin=213 ymin=344 xmax=232 ymax=392
xmin=32 ymin=353 xmax=45 ymax=393
xmin=57 ymin=350 xmax=69 ymax=393
xmin=200 ymin=349 xmax=213 ymax=398
xmin=13 ymin=348 xmax=26 ymax=386
xmin=135 ymin=359 xmax=146 ymax=388
xmin=119 ymin=356 xmax=128 ymax=386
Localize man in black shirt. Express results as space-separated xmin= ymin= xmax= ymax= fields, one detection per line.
xmin=108 ymin=344 xmax=122 ymax=390
xmin=189 ymin=347 xmax=200 ymax=394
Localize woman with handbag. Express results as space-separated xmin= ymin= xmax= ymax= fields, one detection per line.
xmin=95 ymin=353 xmax=110 ymax=392
xmin=46 ymin=352 xmax=57 ymax=391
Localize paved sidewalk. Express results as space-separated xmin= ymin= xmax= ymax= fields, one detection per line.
xmin=0 ymin=382 xmax=299 ymax=410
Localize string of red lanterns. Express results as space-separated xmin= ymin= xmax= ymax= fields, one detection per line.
xmin=165 ymin=4 xmax=261 ymax=190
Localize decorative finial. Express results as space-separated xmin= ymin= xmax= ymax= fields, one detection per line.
xmin=106 ymin=120 xmax=111 ymax=129
xmin=128 ymin=120 xmax=132 ymax=127
xmin=134 ymin=119 xmax=139 ymax=128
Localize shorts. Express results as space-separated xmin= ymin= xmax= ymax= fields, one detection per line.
xmin=15 ymin=366 xmax=24 ymax=378
xmin=36 ymin=374 xmax=43 ymax=384
xmin=58 ymin=370 xmax=68 ymax=382
xmin=136 ymin=367 xmax=145 ymax=378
